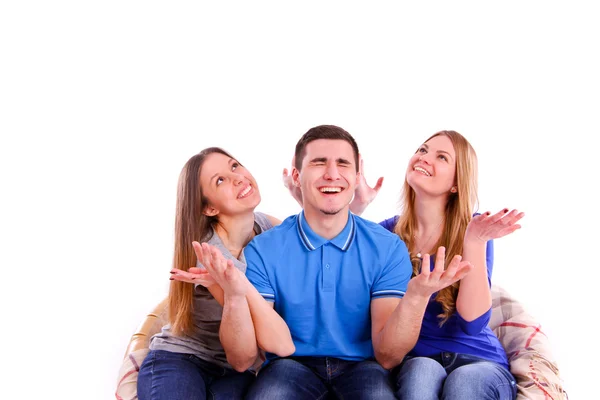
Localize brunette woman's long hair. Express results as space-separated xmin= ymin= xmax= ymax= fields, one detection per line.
xmin=168 ymin=147 xmax=235 ymax=336
xmin=393 ymin=131 xmax=478 ymax=324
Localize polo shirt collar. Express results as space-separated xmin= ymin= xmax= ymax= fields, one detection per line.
xmin=297 ymin=210 xmax=356 ymax=251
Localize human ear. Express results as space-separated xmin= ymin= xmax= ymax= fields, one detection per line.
xmin=203 ymin=206 xmax=219 ymax=217
xmin=292 ymin=168 xmax=301 ymax=187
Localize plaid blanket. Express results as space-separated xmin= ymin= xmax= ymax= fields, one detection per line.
xmin=490 ymin=286 xmax=568 ymax=399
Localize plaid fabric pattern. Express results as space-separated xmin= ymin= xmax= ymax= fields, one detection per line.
xmin=115 ymin=349 xmax=148 ymax=400
xmin=116 ymin=286 xmax=568 ymax=399
xmin=115 ymin=300 xmax=168 ymax=400
xmin=490 ymin=286 xmax=568 ymax=400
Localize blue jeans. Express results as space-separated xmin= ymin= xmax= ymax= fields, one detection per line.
xmin=393 ymin=353 xmax=517 ymax=400
xmin=245 ymin=356 xmax=395 ymax=400
xmin=137 ymin=350 xmax=255 ymax=400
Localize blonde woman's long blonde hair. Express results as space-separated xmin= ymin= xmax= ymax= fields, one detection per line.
xmin=393 ymin=130 xmax=478 ymax=324
xmin=168 ymin=147 xmax=235 ymax=336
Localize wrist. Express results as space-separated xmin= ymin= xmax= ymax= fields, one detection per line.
xmin=463 ymin=232 xmax=487 ymax=246
xmin=349 ymin=200 xmax=368 ymax=216
xmin=403 ymin=285 xmax=432 ymax=308
xmin=223 ymin=292 xmax=247 ymax=305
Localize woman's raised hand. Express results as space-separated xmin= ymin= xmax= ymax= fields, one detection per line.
xmin=466 ymin=208 xmax=525 ymax=243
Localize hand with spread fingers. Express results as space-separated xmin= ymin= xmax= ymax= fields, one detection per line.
xmin=349 ymin=154 xmax=384 ymax=216
xmin=282 ymin=158 xmax=302 ymax=207
xmin=190 ymin=241 xmax=248 ymax=297
xmin=466 ymin=208 xmax=525 ymax=243
xmin=408 ymin=247 xmax=473 ymax=299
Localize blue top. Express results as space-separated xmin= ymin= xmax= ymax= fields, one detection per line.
xmin=380 ymin=216 xmax=509 ymax=370
xmin=244 ymin=211 xmax=413 ymax=361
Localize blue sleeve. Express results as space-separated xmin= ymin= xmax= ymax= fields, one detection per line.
xmin=485 ymin=239 xmax=494 ymax=285
xmin=378 ymin=216 xmax=399 ymax=233
xmin=456 ymin=239 xmax=495 ymax=335
xmin=371 ymin=237 xmax=412 ymax=299
xmin=243 ymin=241 xmax=275 ymax=302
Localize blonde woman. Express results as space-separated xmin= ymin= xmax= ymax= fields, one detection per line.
xmin=379 ymin=131 xmax=524 ymax=400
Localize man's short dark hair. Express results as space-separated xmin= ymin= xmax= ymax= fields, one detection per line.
xmin=294 ymin=125 xmax=360 ymax=171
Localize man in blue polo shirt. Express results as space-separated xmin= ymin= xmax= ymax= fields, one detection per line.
xmin=192 ymin=125 xmax=473 ymax=399
xmin=235 ymin=125 xmax=473 ymax=399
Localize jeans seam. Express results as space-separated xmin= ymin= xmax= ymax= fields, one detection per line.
xmin=493 ymin=382 xmax=517 ymax=400
xmin=208 ymin=387 xmax=216 ymax=400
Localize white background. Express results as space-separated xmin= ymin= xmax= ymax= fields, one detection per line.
xmin=1 ymin=1 xmax=597 ymax=399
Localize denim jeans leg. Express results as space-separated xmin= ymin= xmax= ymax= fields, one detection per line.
xmin=208 ymin=370 xmax=255 ymax=400
xmin=331 ymin=360 xmax=395 ymax=400
xmin=394 ymin=357 xmax=446 ymax=400
xmin=245 ymin=358 xmax=329 ymax=400
xmin=137 ymin=350 xmax=210 ymax=400
xmin=442 ymin=361 xmax=517 ymax=400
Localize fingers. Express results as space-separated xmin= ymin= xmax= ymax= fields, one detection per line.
xmin=452 ymin=261 xmax=473 ymax=282
xmin=438 ymin=256 xmax=472 ymax=287
xmin=192 ymin=242 xmax=224 ymax=276
xmin=170 ymin=267 xmax=211 ymax=284
xmin=200 ymin=243 xmax=214 ymax=272
xmin=419 ymin=254 xmax=430 ymax=277
xmin=443 ymin=254 xmax=461 ymax=276
xmin=192 ymin=241 xmax=204 ymax=261
xmin=493 ymin=209 xmax=525 ymax=237
xmin=224 ymin=259 xmax=240 ymax=281
xmin=486 ymin=209 xmax=507 ymax=224
xmin=472 ymin=212 xmax=488 ymax=222
xmin=490 ymin=208 xmax=524 ymax=225
xmin=433 ymin=247 xmax=446 ymax=274
xmin=497 ymin=223 xmax=522 ymax=238
xmin=504 ymin=210 xmax=525 ymax=225
xmin=209 ymin=244 xmax=226 ymax=264
xmin=373 ymin=177 xmax=384 ymax=192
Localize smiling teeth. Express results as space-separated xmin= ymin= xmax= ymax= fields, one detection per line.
xmin=320 ymin=187 xmax=342 ymax=193
xmin=238 ymin=186 xmax=252 ymax=198
xmin=414 ymin=167 xmax=431 ymax=176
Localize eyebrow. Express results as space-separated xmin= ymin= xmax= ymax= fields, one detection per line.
xmin=421 ymin=144 xmax=454 ymax=161
xmin=209 ymin=158 xmax=235 ymax=183
xmin=309 ymin=157 xmax=352 ymax=165
xmin=437 ymin=150 xmax=453 ymax=161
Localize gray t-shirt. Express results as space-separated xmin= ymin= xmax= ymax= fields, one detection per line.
xmin=149 ymin=212 xmax=274 ymax=369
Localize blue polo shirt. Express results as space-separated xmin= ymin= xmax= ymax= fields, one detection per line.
xmin=244 ymin=211 xmax=412 ymax=361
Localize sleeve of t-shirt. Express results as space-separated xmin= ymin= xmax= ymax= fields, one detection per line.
xmin=243 ymin=241 xmax=275 ymax=303
xmin=456 ymin=239 xmax=495 ymax=335
xmin=371 ymin=236 xmax=413 ymax=299
xmin=378 ymin=216 xmax=399 ymax=233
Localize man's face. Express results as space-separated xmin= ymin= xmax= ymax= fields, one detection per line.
xmin=292 ymin=139 xmax=359 ymax=216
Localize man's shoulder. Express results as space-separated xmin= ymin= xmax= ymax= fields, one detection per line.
xmin=352 ymin=215 xmax=410 ymax=259
xmin=353 ymin=214 xmax=401 ymax=242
